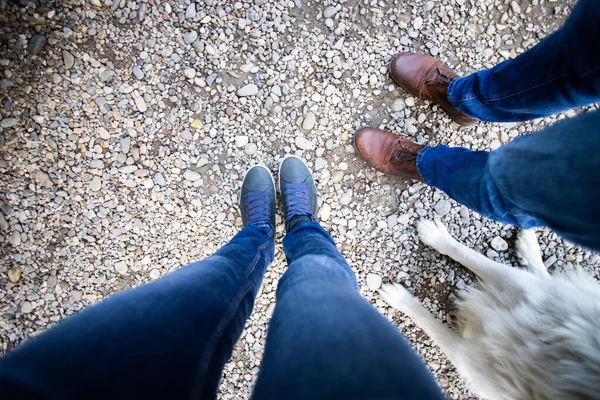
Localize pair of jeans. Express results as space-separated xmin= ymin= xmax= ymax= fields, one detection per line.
xmin=0 ymin=221 xmax=444 ymax=399
xmin=417 ymin=0 xmax=600 ymax=250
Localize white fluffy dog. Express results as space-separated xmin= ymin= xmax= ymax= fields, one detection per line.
xmin=381 ymin=219 xmax=600 ymax=400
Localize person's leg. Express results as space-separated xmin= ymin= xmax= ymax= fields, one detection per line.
xmin=0 ymin=165 xmax=277 ymax=400
xmin=417 ymin=110 xmax=600 ymax=250
xmin=448 ymin=0 xmax=600 ymax=122
xmin=253 ymin=221 xmax=444 ymax=399
xmin=254 ymin=156 xmax=444 ymax=399
xmin=0 ymin=224 xmax=273 ymax=399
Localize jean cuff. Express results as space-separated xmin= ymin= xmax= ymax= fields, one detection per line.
xmin=447 ymin=77 xmax=477 ymax=120
xmin=416 ymin=146 xmax=437 ymax=187
xmin=249 ymin=221 xmax=275 ymax=238
xmin=287 ymin=220 xmax=327 ymax=235
xmin=284 ymin=220 xmax=336 ymax=246
xmin=446 ymin=77 xmax=460 ymax=104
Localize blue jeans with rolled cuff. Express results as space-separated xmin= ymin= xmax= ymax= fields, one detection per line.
xmin=448 ymin=0 xmax=600 ymax=122
xmin=418 ymin=0 xmax=600 ymax=250
xmin=418 ymin=110 xmax=600 ymax=251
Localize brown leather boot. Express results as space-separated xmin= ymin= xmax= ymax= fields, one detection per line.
xmin=389 ymin=52 xmax=476 ymax=126
xmin=353 ymin=127 xmax=424 ymax=181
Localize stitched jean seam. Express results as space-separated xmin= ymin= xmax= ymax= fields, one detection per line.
xmin=191 ymin=281 xmax=252 ymax=399
xmin=245 ymin=238 xmax=271 ymax=277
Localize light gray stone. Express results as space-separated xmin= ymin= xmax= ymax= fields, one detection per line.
xmin=62 ymin=50 xmax=75 ymax=69
xmin=120 ymin=137 xmax=131 ymax=154
xmin=434 ymin=200 xmax=451 ymax=216
xmin=90 ymin=160 xmax=105 ymax=169
xmin=132 ymin=66 xmax=144 ymax=79
xmin=184 ymin=68 xmax=196 ymax=79
xmin=154 ymin=173 xmax=166 ymax=186
xmin=302 ymin=112 xmax=316 ymax=130
xmin=33 ymin=170 xmax=54 ymax=188
xmin=161 ymin=46 xmax=174 ymax=58
xmin=235 ymin=136 xmax=249 ymax=147
xmin=323 ymin=6 xmax=338 ymax=18
xmin=366 ymin=273 xmax=382 ymax=290
xmin=99 ymin=70 xmax=115 ymax=82
xmin=185 ymin=3 xmax=196 ymax=19
xmin=511 ymin=1 xmax=521 ymax=13
xmin=314 ymin=158 xmax=327 ymax=170
xmin=181 ymin=130 xmax=193 ymax=140
xmin=237 ymin=84 xmax=259 ymax=97
xmin=398 ymin=214 xmax=410 ymax=225
xmin=491 ymin=236 xmax=509 ymax=251
xmin=183 ymin=170 xmax=202 ymax=181
xmin=20 ymin=301 xmax=33 ymax=314
xmin=245 ymin=143 xmax=258 ymax=155
xmin=97 ymin=127 xmax=110 ymax=139
xmin=413 ymin=16 xmax=423 ymax=29
xmin=387 ymin=214 xmax=398 ymax=229
xmin=149 ymin=269 xmax=161 ymax=279
xmin=8 ymin=231 xmax=21 ymax=246
xmin=134 ymin=95 xmax=147 ymax=112
xmin=391 ymin=99 xmax=405 ymax=112
xmin=295 ymin=136 xmax=314 ymax=150
xmin=184 ymin=31 xmax=198 ymax=44
xmin=89 ymin=176 xmax=102 ymax=191
xmin=320 ymin=203 xmax=331 ymax=221
xmin=114 ymin=261 xmax=128 ymax=274
xmin=1 ymin=118 xmax=17 ymax=128
xmin=0 ymin=213 xmax=8 ymax=231
xmin=205 ymin=73 xmax=217 ymax=85
xmin=340 ymin=193 xmax=351 ymax=206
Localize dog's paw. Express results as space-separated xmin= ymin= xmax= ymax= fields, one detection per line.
xmin=515 ymin=229 xmax=539 ymax=262
xmin=516 ymin=229 xmax=547 ymax=274
xmin=417 ymin=219 xmax=453 ymax=254
xmin=380 ymin=283 xmax=418 ymax=314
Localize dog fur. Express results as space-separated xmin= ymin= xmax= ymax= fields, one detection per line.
xmin=381 ymin=219 xmax=600 ymax=400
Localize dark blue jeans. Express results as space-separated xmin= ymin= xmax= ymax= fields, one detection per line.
xmin=0 ymin=222 xmax=444 ymax=400
xmin=418 ymin=0 xmax=600 ymax=251
xmin=448 ymin=0 xmax=600 ymax=122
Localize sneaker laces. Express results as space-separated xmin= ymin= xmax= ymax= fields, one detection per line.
xmin=284 ymin=182 xmax=312 ymax=223
xmin=246 ymin=191 xmax=271 ymax=224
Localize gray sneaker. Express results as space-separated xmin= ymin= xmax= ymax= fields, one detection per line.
xmin=240 ymin=165 xmax=276 ymax=228
xmin=278 ymin=156 xmax=318 ymax=232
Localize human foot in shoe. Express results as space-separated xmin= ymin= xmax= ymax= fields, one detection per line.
xmin=389 ymin=52 xmax=476 ymax=126
xmin=240 ymin=165 xmax=276 ymax=229
xmin=278 ymin=156 xmax=318 ymax=232
xmin=353 ymin=127 xmax=424 ymax=181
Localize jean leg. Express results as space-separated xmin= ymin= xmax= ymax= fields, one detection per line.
xmin=448 ymin=0 xmax=600 ymax=122
xmin=418 ymin=110 xmax=600 ymax=250
xmin=252 ymin=222 xmax=444 ymax=399
xmin=0 ymin=223 xmax=274 ymax=400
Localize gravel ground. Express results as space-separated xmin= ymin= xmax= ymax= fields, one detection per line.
xmin=1 ymin=0 xmax=597 ymax=398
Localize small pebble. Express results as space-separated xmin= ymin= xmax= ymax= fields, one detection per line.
xmin=295 ymin=137 xmax=314 ymax=150
xmin=26 ymin=35 xmax=46 ymax=55
xmin=237 ymin=84 xmax=259 ymax=97
xmin=434 ymin=200 xmax=451 ymax=216
xmin=302 ymin=112 xmax=316 ymax=130
xmin=245 ymin=143 xmax=258 ymax=155
xmin=491 ymin=236 xmax=509 ymax=251
xmin=367 ymin=273 xmax=383 ymax=290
